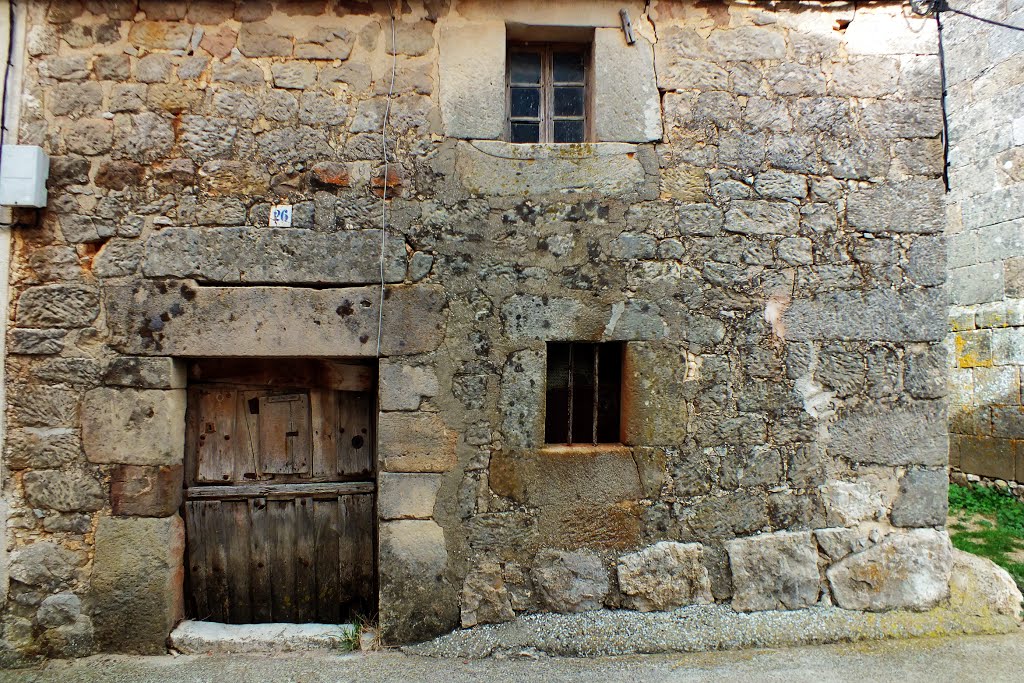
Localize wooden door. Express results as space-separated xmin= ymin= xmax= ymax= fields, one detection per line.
xmin=183 ymin=360 xmax=376 ymax=624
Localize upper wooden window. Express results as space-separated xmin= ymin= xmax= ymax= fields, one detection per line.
xmin=507 ymin=43 xmax=590 ymax=144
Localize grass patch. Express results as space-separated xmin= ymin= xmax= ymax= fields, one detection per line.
xmin=948 ymin=483 xmax=1024 ymax=590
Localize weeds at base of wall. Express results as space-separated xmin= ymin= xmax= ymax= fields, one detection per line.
xmin=948 ymin=482 xmax=1024 ymax=590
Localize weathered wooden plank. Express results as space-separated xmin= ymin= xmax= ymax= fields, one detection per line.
xmin=313 ymin=498 xmax=341 ymax=623
xmin=239 ymin=390 xmax=264 ymax=480
xmin=294 ymin=496 xmax=316 ymax=623
xmin=337 ymin=495 xmax=357 ymax=613
xmin=258 ymin=393 xmax=311 ymax=475
xmin=225 ymin=500 xmax=253 ymax=623
xmin=337 ymin=392 xmax=373 ymax=478
xmin=349 ymin=493 xmax=376 ymax=615
xmin=203 ymin=500 xmax=230 ymax=622
xmin=248 ymin=497 xmax=273 ymax=622
xmin=196 ymin=389 xmax=238 ymax=483
xmin=185 ymin=501 xmax=210 ymax=620
xmin=311 ymin=390 xmax=339 ymax=478
xmin=186 ymin=481 xmax=374 ymax=500
xmin=268 ymin=498 xmax=296 ymax=622
xmin=189 ymin=359 xmax=373 ymax=392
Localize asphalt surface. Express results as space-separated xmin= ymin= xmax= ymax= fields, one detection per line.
xmin=3 ymin=632 xmax=1024 ymax=682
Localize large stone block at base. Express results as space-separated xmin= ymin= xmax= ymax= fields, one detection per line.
xmin=378 ymin=520 xmax=458 ymax=644
xmin=826 ymin=528 xmax=952 ymax=612
xmin=949 ymin=549 xmax=1023 ymax=620
xmin=726 ymin=530 xmax=820 ymax=612
xmin=91 ymin=515 xmax=185 ymax=654
xmin=532 ymin=549 xmax=609 ymax=613
xmin=378 ymin=412 xmax=457 ymax=473
xmin=617 ymin=541 xmax=713 ymax=612
xmin=82 ymin=388 xmax=185 ymax=466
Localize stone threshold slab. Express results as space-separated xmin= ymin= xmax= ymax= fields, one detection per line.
xmin=170 ymin=621 xmax=355 ymax=654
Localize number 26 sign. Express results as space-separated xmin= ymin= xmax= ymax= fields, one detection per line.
xmin=269 ymin=204 xmax=293 ymax=227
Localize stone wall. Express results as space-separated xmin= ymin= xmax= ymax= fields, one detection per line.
xmin=944 ymin=1 xmax=1024 ymax=484
xmin=0 ymin=0 xmax=951 ymax=661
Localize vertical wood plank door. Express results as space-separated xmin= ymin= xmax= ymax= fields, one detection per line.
xmin=184 ymin=494 xmax=376 ymax=624
xmin=184 ymin=361 xmax=376 ymax=625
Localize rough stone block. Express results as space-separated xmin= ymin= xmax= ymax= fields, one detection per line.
xmin=16 ymin=284 xmax=99 ymax=328
xmin=8 ymin=541 xmax=84 ymax=590
xmin=438 ymin=21 xmax=505 ymax=139
xmin=379 ymin=363 xmax=440 ymax=411
xmin=891 ymin=468 xmax=948 ymax=528
xmin=959 ymin=435 xmax=1017 ymax=480
xmin=904 ymin=344 xmax=949 ymax=399
xmin=726 ymin=531 xmax=820 ymax=612
xmin=23 ymin=469 xmax=104 ymax=513
xmin=128 ymin=21 xmax=193 ymax=50
xmin=707 ymin=26 xmax=786 ymax=61
xmin=532 ymin=549 xmax=608 ymax=613
xmin=974 ymin=366 xmax=1019 ymax=405
xmin=827 ymin=529 xmax=952 ymax=611
xmin=993 ymin=406 xmax=1024 ymax=439
xmin=847 ymin=179 xmax=944 ymax=234
xmin=616 ymin=542 xmax=713 ymax=612
xmin=379 ymin=520 xmax=457 ymax=643
xmin=378 ymin=473 xmax=441 ymax=520
xmin=35 ymin=592 xmax=82 ymax=628
xmin=949 ymin=549 xmax=1024 ymax=620
xmin=8 ymin=386 xmax=78 ymax=429
xmin=105 ymin=282 xmax=446 ymax=357
xmin=91 ymin=516 xmax=185 ymax=654
xmin=498 ymin=349 xmax=545 ymax=450
xmin=111 ymin=464 xmax=184 ymax=517
xmin=993 ymin=327 xmax=1024 ymax=365
xmin=378 ymin=412 xmax=457 ymax=473
xmin=8 ymin=329 xmax=66 ymax=355
xmin=104 ymin=357 xmax=186 ymax=389
xmin=82 ymin=388 xmax=186 ymax=466
xmin=460 ymin=562 xmax=515 ymax=628
xmin=829 ymin=401 xmax=946 ymax=467
xmin=623 ymin=343 xmax=692 ymax=446
xmin=6 ymin=427 xmax=80 ymax=469
xmin=593 ymin=29 xmax=662 ymax=143
xmin=238 ymin=22 xmax=292 ymax=57
xmin=820 ymin=479 xmax=888 ymax=526
xmin=725 ymin=201 xmax=800 ymax=235
xmin=142 ymin=228 xmax=406 ymax=284
xmin=783 ymin=288 xmax=946 ymax=342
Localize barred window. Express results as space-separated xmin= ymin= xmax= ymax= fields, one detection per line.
xmin=545 ymin=342 xmax=622 ymax=445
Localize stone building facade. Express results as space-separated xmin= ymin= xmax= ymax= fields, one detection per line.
xmin=0 ymin=0 xmax=954 ymax=661
xmin=944 ymin=1 xmax=1024 ymax=487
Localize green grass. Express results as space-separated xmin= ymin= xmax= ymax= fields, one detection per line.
xmin=948 ymin=483 xmax=1024 ymax=590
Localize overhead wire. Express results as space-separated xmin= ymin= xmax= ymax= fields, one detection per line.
xmin=376 ymin=0 xmax=397 ymax=358
xmin=0 ymin=0 xmax=16 ymax=167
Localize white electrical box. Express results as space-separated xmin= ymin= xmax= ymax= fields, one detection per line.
xmin=0 ymin=145 xmax=50 ymax=208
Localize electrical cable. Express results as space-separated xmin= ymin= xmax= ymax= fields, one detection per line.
xmin=376 ymin=0 xmax=397 ymax=358
xmin=0 ymin=0 xmax=16 ymax=168
xmin=913 ymin=0 xmax=1024 ymax=31
xmin=941 ymin=3 xmax=1024 ymax=32
xmin=936 ymin=10 xmax=950 ymax=192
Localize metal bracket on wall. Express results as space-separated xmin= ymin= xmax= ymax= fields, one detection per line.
xmin=620 ymin=9 xmax=636 ymax=44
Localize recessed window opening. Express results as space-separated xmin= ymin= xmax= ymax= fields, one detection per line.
xmin=545 ymin=342 xmax=623 ymax=445
xmin=507 ymin=42 xmax=590 ymax=144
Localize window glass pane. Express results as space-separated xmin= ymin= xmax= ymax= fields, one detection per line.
xmin=596 ymin=344 xmax=622 ymax=443
xmin=511 ymin=122 xmax=540 ymax=143
xmin=553 ymin=87 xmax=584 ymax=117
xmin=509 ymin=51 xmax=541 ymax=84
xmin=553 ymin=51 xmax=585 ymax=83
xmin=553 ymin=119 xmax=585 ymax=143
xmin=570 ymin=344 xmax=596 ymax=445
xmin=510 ymin=87 xmax=541 ymax=118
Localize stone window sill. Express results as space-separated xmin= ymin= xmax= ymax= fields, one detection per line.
xmin=467 ymin=140 xmax=640 ymax=160
xmin=538 ymin=444 xmax=633 ymax=458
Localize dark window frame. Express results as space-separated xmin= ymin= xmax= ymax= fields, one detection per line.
xmin=544 ymin=341 xmax=624 ymax=446
xmin=506 ymin=42 xmax=592 ymax=144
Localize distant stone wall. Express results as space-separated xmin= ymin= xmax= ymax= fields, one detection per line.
xmin=0 ymin=0 xmax=951 ymax=663
xmin=944 ymin=1 xmax=1024 ymax=483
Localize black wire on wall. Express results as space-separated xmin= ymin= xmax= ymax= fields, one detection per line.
xmin=0 ymin=0 xmax=15 ymax=164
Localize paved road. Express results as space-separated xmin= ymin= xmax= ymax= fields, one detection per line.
xmin=4 ymin=632 xmax=1023 ymax=682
